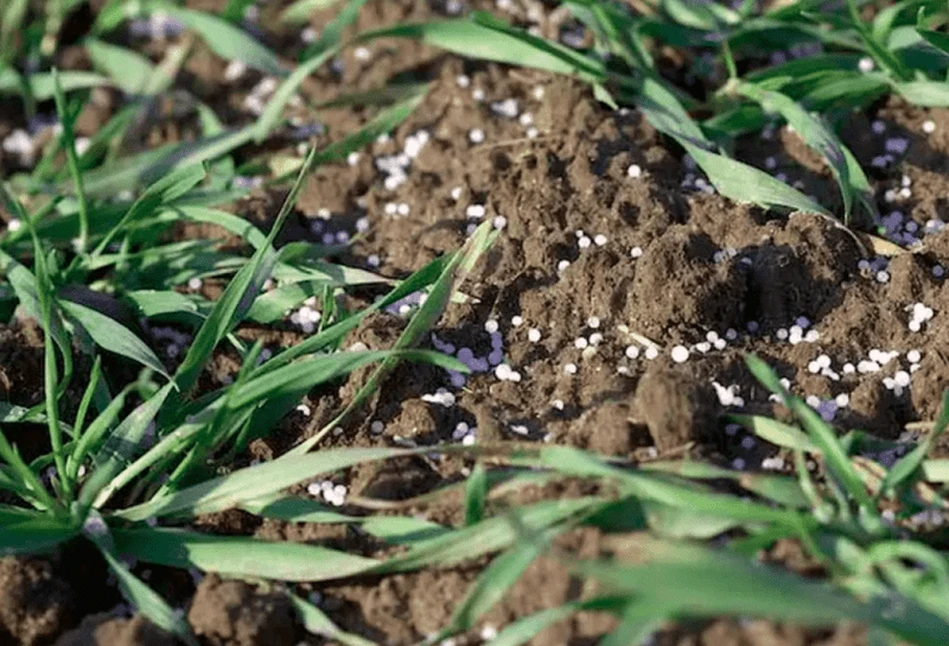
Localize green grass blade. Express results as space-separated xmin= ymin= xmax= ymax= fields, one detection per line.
xmin=66 ymin=387 xmax=130 ymax=483
xmin=20 ymin=200 xmax=71 ymax=499
xmin=622 ymin=75 xmax=710 ymax=148
xmin=89 ymin=164 xmax=206 ymax=261
xmin=52 ymin=69 xmax=91 ymax=254
xmin=301 ymin=0 xmax=369 ymax=58
xmin=144 ymin=2 xmax=285 ymax=76
xmin=221 ymin=0 xmax=256 ymax=22
xmin=738 ymin=83 xmax=875 ymax=222
xmin=489 ymin=604 xmax=584 ymax=646
xmin=80 ymin=129 xmax=252 ymax=197
xmin=377 ymin=498 xmax=602 ymax=573
xmin=580 ymin=540 xmax=949 ymax=644
xmin=113 ymin=446 xmax=417 ymax=521
xmin=894 ymin=80 xmax=949 ymax=106
xmin=0 ymin=422 xmax=60 ymax=510
xmin=0 ymin=211 xmax=72 ymax=368
xmin=729 ymin=414 xmax=817 ymax=452
xmin=918 ymin=29 xmax=949 ymax=55
xmin=289 ymin=592 xmax=376 ymax=646
xmin=464 ymin=462 xmax=488 ymax=526
xmin=167 ymin=205 xmax=268 ymax=249
xmin=745 ymin=355 xmax=873 ymax=511
xmin=438 ymin=530 xmax=557 ymax=641
xmin=168 ymin=141 xmax=323 ymax=402
xmin=881 ymin=390 xmax=949 ymax=494
xmin=60 ymin=301 xmax=170 ymax=379
xmin=360 ymin=13 xmax=606 ymax=83
xmin=82 ymin=383 xmax=174 ymax=508
xmin=0 ymin=0 xmax=27 ymax=68
xmin=98 ymin=548 xmax=196 ymax=645
xmin=124 ymin=290 xmax=206 ymax=325
xmin=245 ymin=281 xmax=339 ymax=324
xmin=0 ymin=69 xmax=112 ymax=99
xmin=252 ymin=46 xmax=341 ymax=142
xmin=113 ymin=527 xmax=379 ymax=581
xmin=523 ymin=445 xmax=811 ymax=528
xmin=251 ymin=253 xmax=451 ymax=377
xmin=230 ymin=349 xmax=460 ymax=411
xmin=292 ymin=220 xmax=496 ymax=454
xmin=682 ymin=142 xmax=830 ymax=215
xmin=70 ymin=356 xmax=102 ymax=441
xmin=0 ymin=516 xmax=79 ymax=555
xmin=86 ymin=39 xmax=156 ymax=94
xmin=279 ymin=0 xmax=342 ymax=24
xmin=239 ymin=495 xmax=355 ymax=524
xmin=599 ymin=600 xmax=663 ymax=646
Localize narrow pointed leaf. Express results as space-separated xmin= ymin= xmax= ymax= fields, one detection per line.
xmin=61 ymin=301 xmax=170 ymax=379
xmin=113 ymin=527 xmax=379 ymax=581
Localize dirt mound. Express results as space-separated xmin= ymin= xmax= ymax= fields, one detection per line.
xmin=0 ymin=557 xmax=75 ymax=646
xmin=55 ymin=614 xmax=176 ymax=646
xmin=187 ymin=575 xmax=297 ymax=646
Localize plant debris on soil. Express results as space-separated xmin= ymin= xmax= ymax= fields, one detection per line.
xmin=4 ymin=0 xmax=949 ymax=645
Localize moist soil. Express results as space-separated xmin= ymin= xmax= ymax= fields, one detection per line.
xmin=3 ymin=0 xmax=949 ymax=644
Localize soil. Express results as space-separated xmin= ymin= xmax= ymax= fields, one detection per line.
xmin=3 ymin=0 xmax=949 ymax=644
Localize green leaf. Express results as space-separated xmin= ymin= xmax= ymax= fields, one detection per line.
xmin=247 ymin=265 xmax=389 ymax=324
xmin=89 ymin=164 xmax=207 ymax=259
xmin=580 ymin=540 xmax=949 ymax=644
xmin=520 ymin=445 xmax=810 ymax=529
xmin=378 ymin=498 xmax=602 ymax=573
xmin=682 ymin=142 xmax=830 ymax=215
xmin=67 ymin=387 xmax=130 ymax=482
xmin=242 ymin=494 xmax=451 ymax=544
xmin=166 ymin=204 xmax=281 ymax=398
xmin=438 ymin=530 xmax=557 ymax=641
xmin=221 ymin=0 xmax=257 ymax=23
xmin=289 ymin=593 xmax=375 ymax=646
xmin=301 ymin=0 xmax=369 ymax=58
xmin=0 ymin=0 xmax=27 ymax=68
xmin=292 ymin=220 xmax=496 ymax=453
xmin=489 ymin=604 xmax=582 ymax=646
xmin=113 ymin=527 xmax=379 ymax=581
xmin=744 ymin=355 xmax=872 ymax=510
xmin=144 ymin=3 xmax=285 ymax=76
xmin=252 ymin=253 xmax=452 ymax=376
xmin=918 ymin=29 xmax=949 ymax=55
xmin=85 ymin=39 xmax=156 ymax=95
xmin=99 ymin=548 xmax=197 ymax=645
xmin=52 ymin=68 xmax=91 ymax=255
xmin=738 ymin=83 xmax=875 ymax=222
xmin=622 ymin=75 xmax=710 ymax=148
xmin=0 ymin=203 xmax=72 ymax=364
xmin=882 ymin=390 xmax=949 ymax=494
xmin=464 ymin=462 xmax=487 ymax=526
xmin=729 ymin=414 xmax=817 ymax=452
xmin=124 ymin=290 xmax=206 ymax=325
xmin=228 ymin=349 xmax=459 ymax=410
xmin=895 ymin=80 xmax=949 ymax=107
xmin=360 ymin=14 xmax=606 ymax=83
xmin=60 ymin=301 xmax=170 ymax=379
xmin=114 ymin=446 xmax=417 ymax=521
xmin=165 ymin=205 xmax=268 ymax=249
xmin=252 ymin=46 xmax=340 ymax=141
xmin=0 ymin=69 xmax=112 ymax=99
xmin=82 ymin=383 xmax=173 ymax=508
xmin=280 ymin=0 xmax=343 ymax=22
xmin=0 ymin=516 xmax=79 ymax=555
xmin=80 ymin=130 xmax=253 ymax=197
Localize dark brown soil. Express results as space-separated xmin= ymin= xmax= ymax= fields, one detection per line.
xmin=187 ymin=576 xmax=298 ymax=646
xmin=4 ymin=0 xmax=949 ymax=644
